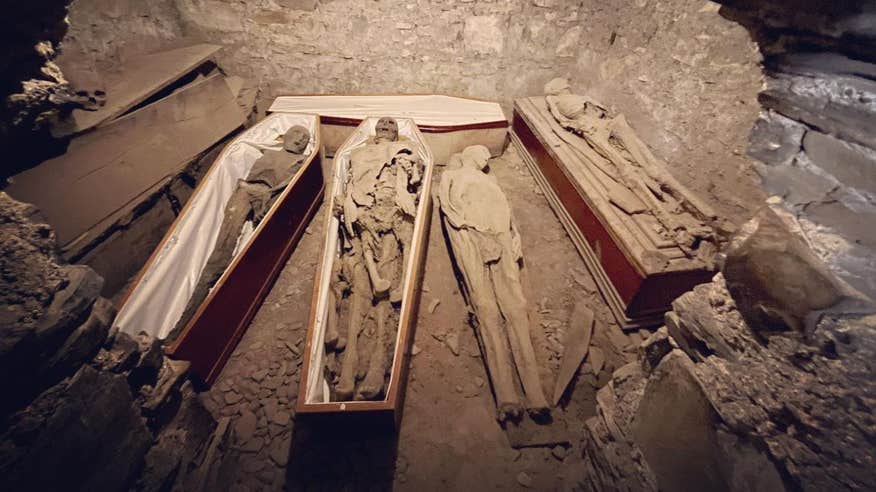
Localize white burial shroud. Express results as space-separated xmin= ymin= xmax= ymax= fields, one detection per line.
xmin=269 ymin=94 xmax=506 ymax=127
xmin=115 ymin=113 xmax=319 ymax=340
xmin=305 ymin=117 xmax=433 ymax=404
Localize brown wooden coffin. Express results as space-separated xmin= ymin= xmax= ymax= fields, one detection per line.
xmin=296 ymin=118 xmax=433 ymax=428
xmin=115 ymin=113 xmax=324 ymax=384
xmin=512 ymin=97 xmax=716 ymax=329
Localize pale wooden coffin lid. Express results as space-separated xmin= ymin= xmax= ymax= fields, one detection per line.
xmin=269 ymin=94 xmax=507 ymax=128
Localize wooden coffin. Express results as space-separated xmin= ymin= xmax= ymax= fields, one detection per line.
xmin=296 ymin=117 xmax=434 ymax=428
xmin=114 ymin=113 xmax=324 ymax=384
xmin=512 ymin=97 xmax=716 ymax=329
xmin=268 ymin=95 xmax=508 ymax=171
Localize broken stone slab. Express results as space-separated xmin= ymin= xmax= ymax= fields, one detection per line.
xmin=39 ymin=296 xmax=114 ymax=388
xmin=269 ymin=436 xmax=290 ymax=467
xmin=191 ymin=416 xmax=232 ymax=492
xmin=444 ymin=331 xmax=460 ymax=356
xmin=33 ymin=264 xmax=104 ymax=354
xmin=638 ymin=327 xmax=677 ymax=373
xmin=665 ymin=286 xmax=740 ymax=362
xmin=747 ymin=110 xmax=806 ymax=168
xmin=756 ymin=150 xmax=837 ymax=209
xmin=802 ymin=129 xmax=876 ymax=196
xmin=141 ymin=358 xmax=191 ymax=428
xmin=632 ymin=350 xmax=785 ymax=492
xmin=723 ymin=207 xmax=873 ymax=336
xmin=0 ymin=365 xmax=151 ymax=491
xmin=235 ymin=410 xmax=258 ymax=444
xmin=552 ymin=302 xmax=594 ymax=405
xmin=91 ymin=331 xmax=141 ymax=373
xmin=589 ymin=346 xmax=606 ymax=375
xmin=760 ymin=72 xmax=876 ymax=151
xmin=139 ymin=385 xmax=217 ymax=491
xmin=129 ymin=331 xmax=164 ymax=391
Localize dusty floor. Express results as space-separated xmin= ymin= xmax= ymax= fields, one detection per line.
xmin=201 ymin=143 xmax=643 ymax=491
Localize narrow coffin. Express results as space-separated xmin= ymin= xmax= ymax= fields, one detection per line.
xmin=115 ymin=113 xmax=324 ymax=384
xmin=512 ymin=97 xmax=717 ymax=329
xmin=269 ymin=94 xmax=508 ymax=168
xmin=297 ymin=117 xmax=433 ymax=426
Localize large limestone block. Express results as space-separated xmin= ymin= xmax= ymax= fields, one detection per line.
xmin=723 ymin=207 xmax=869 ymax=335
xmin=633 ymin=350 xmax=785 ymax=492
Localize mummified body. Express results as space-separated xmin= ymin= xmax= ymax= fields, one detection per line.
xmin=170 ymin=126 xmax=311 ymax=340
xmin=439 ymin=145 xmax=549 ymax=422
xmin=325 ymin=117 xmax=424 ymax=401
xmin=544 ymin=78 xmax=719 ymax=268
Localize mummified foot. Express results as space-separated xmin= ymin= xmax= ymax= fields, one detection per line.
xmin=527 ymin=404 xmax=550 ymax=420
xmin=354 ymin=376 xmax=385 ymax=400
xmin=497 ymin=401 xmax=524 ymax=422
xmin=335 ymin=380 xmax=355 ymax=401
xmin=390 ymin=287 xmax=403 ymax=304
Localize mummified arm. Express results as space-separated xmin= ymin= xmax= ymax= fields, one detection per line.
xmin=394 ymin=154 xmax=422 ymax=217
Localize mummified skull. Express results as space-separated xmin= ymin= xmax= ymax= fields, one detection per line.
xmin=375 ymin=117 xmax=399 ymax=142
xmin=283 ymin=125 xmax=310 ymax=154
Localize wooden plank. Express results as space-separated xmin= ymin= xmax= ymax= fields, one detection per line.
xmin=54 ymin=43 xmax=221 ymax=136
xmin=7 ymin=73 xmax=245 ymax=245
xmin=552 ymin=302 xmax=594 ymax=406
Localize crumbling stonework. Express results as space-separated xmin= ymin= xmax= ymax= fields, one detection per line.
xmin=1 ymin=0 xmax=98 ymax=179
xmin=0 ymin=193 xmax=218 ymax=491
xmin=574 ymin=209 xmax=876 ymax=491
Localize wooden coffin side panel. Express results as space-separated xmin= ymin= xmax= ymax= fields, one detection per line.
xmin=297 ymin=117 xmax=434 ymax=421
xmin=168 ymin=148 xmax=324 ymax=384
xmin=627 ymin=268 xmax=717 ymax=316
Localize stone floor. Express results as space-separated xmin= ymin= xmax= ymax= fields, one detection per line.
xmin=200 ymin=144 xmax=641 ymax=491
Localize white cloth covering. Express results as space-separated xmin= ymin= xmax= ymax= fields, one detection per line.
xmin=268 ymin=95 xmax=506 ymax=127
xmin=115 ymin=113 xmax=318 ymax=340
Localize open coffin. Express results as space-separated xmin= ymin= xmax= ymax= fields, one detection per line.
xmin=115 ymin=113 xmax=324 ymax=384
xmin=297 ymin=117 xmax=434 ymax=426
xmin=269 ymin=95 xmax=507 ymax=169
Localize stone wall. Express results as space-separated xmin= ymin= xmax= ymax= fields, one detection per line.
xmin=62 ymin=0 xmax=767 ymax=219
xmin=718 ymin=0 xmax=876 ymax=298
xmin=0 ymin=193 xmax=223 ymax=491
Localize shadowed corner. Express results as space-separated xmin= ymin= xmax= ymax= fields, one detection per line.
xmin=285 ymin=413 xmax=400 ymax=491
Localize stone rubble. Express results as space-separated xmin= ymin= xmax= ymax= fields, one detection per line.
xmin=0 ymin=193 xmax=217 ymax=491
xmin=573 ymin=211 xmax=876 ymax=490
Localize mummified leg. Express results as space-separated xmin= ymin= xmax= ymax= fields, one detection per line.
xmin=325 ymin=259 xmax=345 ymax=349
xmin=490 ymin=237 xmax=549 ymax=415
xmin=448 ymin=230 xmax=522 ymax=421
xmin=169 ymin=183 xmax=260 ymax=340
xmin=362 ymin=230 xmax=391 ymax=296
xmin=335 ymin=244 xmax=371 ymax=400
xmin=357 ymin=234 xmax=399 ymax=399
xmin=356 ymin=300 xmax=390 ymax=400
